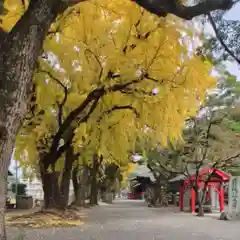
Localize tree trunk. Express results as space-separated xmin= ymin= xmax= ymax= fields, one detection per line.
xmin=197 ymin=189 xmax=204 ymax=217
xmin=0 ymin=176 xmax=7 ymax=239
xmin=0 ymin=1 xmax=70 ymax=238
xmin=60 ymin=171 xmax=71 ymax=208
xmin=72 ymin=166 xmax=89 ymax=207
xmin=197 ymin=186 xmax=209 ymax=216
xmin=151 ymin=178 xmax=161 ymax=207
xmin=192 ymin=178 xmax=205 ymax=216
xmin=60 ymin=146 xmax=75 ymax=208
xmin=40 ymin=157 xmax=63 ymax=210
xmin=90 ymin=182 xmax=98 ymax=206
xmin=90 ymin=154 xmax=99 ymax=206
xmin=41 ymin=146 xmax=75 ymax=210
xmin=72 ymin=167 xmax=79 ymax=204
xmin=41 ymin=171 xmax=63 ymax=209
xmin=197 ymin=202 xmax=204 ymax=216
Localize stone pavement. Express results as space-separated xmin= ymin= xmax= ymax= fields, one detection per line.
xmin=7 ymin=200 xmax=240 ymax=240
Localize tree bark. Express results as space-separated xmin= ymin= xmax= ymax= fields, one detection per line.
xmin=151 ymin=178 xmax=161 ymax=207
xmin=72 ymin=166 xmax=89 ymax=207
xmin=40 ymin=145 xmax=75 ymax=210
xmin=134 ymin=0 xmax=233 ymax=20
xmin=60 ymin=146 xmax=75 ymax=208
xmin=72 ymin=167 xmax=79 ymax=204
xmin=197 ymin=185 xmax=210 ymax=216
xmin=0 ymin=178 xmax=7 ymax=240
xmin=197 ymin=192 xmax=204 ymax=217
xmin=195 ymin=185 xmax=204 ymax=217
xmin=0 ymin=1 xmax=71 ymax=238
xmin=89 ymin=154 xmax=99 ymax=206
xmin=41 ymin=171 xmax=63 ymax=209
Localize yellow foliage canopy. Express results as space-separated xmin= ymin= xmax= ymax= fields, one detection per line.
xmin=6 ymin=0 xmax=216 ymax=172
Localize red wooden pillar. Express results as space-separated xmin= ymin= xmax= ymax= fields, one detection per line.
xmin=191 ymin=187 xmax=195 ymax=213
xmin=219 ymin=184 xmax=224 ymax=212
xmin=180 ymin=183 xmax=184 ymax=211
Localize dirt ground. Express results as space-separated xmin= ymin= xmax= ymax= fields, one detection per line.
xmin=6 ymin=200 xmax=240 ymax=240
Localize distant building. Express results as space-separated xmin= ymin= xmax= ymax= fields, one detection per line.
xmin=21 ymin=177 xmax=44 ymax=200
xmin=7 ymin=170 xmax=16 ymax=205
xmin=21 ymin=177 xmax=75 ymax=205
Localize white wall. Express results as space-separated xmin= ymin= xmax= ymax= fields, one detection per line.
xmin=21 ymin=178 xmax=75 ymax=205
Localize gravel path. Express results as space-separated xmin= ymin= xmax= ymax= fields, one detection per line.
xmin=7 ymin=200 xmax=240 ymax=240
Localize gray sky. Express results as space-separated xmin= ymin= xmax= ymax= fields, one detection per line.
xmin=223 ymin=3 xmax=240 ymax=78
xmin=225 ymin=2 xmax=240 ymax=21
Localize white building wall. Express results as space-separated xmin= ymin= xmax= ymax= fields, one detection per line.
xmin=21 ymin=177 xmax=75 ymax=205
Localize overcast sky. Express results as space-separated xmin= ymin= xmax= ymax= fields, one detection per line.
xmin=223 ymin=2 xmax=240 ymax=78
xmin=225 ymin=2 xmax=240 ymax=21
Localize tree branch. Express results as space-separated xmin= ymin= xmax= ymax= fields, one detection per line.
xmin=46 ymin=76 xmax=146 ymax=158
xmin=133 ymin=0 xmax=233 ymax=20
xmin=220 ymin=152 xmax=240 ymax=166
xmin=100 ymin=105 xmax=140 ymax=120
xmin=172 ymin=0 xmax=233 ymax=20
xmin=196 ymin=116 xmax=214 ymax=168
xmin=39 ymin=69 xmax=68 ymax=126
xmin=208 ymin=13 xmax=240 ymax=65
xmin=44 ymin=97 xmax=100 ymax=169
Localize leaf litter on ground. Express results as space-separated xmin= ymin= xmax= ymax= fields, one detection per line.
xmin=6 ymin=208 xmax=87 ymax=229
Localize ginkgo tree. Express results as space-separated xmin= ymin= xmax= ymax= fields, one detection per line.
xmin=14 ymin=1 xmax=217 ymax=210
xmin=0 ymin=0 xmax=235 ymax=238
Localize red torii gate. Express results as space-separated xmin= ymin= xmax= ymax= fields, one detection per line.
xmin=179 ymin=168 xmax=230 ymax=213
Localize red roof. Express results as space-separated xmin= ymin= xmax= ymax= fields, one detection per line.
xmin=188 ymin=168 xmax=230 ymax=182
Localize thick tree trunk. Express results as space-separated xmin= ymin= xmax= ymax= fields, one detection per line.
xmin=39 ymin=152 xmax=64 ymax=209
xmin=60 ymin=146 xmax=75 ymax=208
xmin=90 ymin=154 xmax=99 ymax=206
xmin=41 ymin=171 xmax=63 ymax=209
xmin=0 ymin=176 xmax=7 ymax=240
xmin=90 ymin=182 xmax=98 ymax=206
xmin=76 ymin=186 xmax=86 ymax=207
xmin=72 ymin=167 xmax=79 ymax=204
xmin=72 ymin=166 xmax=89 ymax=207
xmin=60 ymin=171 xmax=71 ymax=208
xmin=0 ymin=1 xmax=70 ymax=238
xmin=40 ymin=146 xmax=75 ymax=210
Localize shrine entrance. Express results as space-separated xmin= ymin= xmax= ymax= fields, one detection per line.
xmin=169 ymin=168 xmax=230 ymax=213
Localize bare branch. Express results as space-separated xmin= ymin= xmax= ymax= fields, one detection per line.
xmin=221 ymin=152 xmax=240 ymax=166
xmin=208 ymin=13 xmax=240 ymax=65
xmin=197 ymin=116 xmax=214 ymax=168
